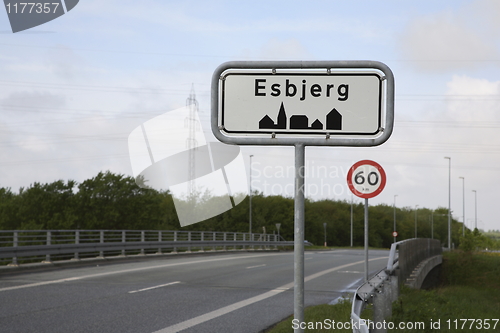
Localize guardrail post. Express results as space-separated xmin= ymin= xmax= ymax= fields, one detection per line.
xmin=98 ymin=231 xmax=104 ymax=258
xmin=233 ymin=232 xmax=237 ymax=251
xmin=223 ymin=232 xmax=227 ymax=251
xmin=42 ymin=231 xmax=52 ymax=263
xmin=73 ymin=230 xmax=80 ymax=260
xmin=172 ymin=231 xmax=177 ymax=254
xmin=157 ymin=231 xmax=163 ymax=254
xmin=139 ymin=231 xmax=145 ymax=255
xmin=212 ymin=232 xmax=216 ymax=251
xmin=121 ymin=231 xmax=126 ymax=256
xmin=8 ymin=231 xmax=18 ymax=266
xmin=243 ymin=233 xmax=246 ymax=250
xmin=187 ymin=231 xmax=191 ymax=253
xmin=199 ymin=232 xmax=205 ymax=252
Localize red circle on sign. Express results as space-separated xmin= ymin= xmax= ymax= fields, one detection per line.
xmin=347 ymin=160 xmax=386 ymax=199
xmin=392 ymin=231 xmax=398 ymax=237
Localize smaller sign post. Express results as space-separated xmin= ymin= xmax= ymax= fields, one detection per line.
xmin=347 ymin=160 xmax=386 ymax=281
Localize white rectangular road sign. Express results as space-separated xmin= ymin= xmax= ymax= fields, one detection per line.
xmin=211 ymin=61 xmax=394 ymax=147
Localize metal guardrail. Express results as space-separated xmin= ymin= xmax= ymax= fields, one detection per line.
xmin=0 ymin=230 xmax=293 ymax=266
xmin=351 ymin=238 xmax=442 ymax=333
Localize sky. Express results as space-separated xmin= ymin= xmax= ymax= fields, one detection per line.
xmin=0 ymin=0 xmax=498 ymax=232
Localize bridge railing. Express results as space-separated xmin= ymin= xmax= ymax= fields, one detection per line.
xmin=0 ymin=230 xmax=293 ymax=266
xmin=351 ymin=238 xmax=442 ymax=333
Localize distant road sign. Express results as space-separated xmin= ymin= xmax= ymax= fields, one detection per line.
xmin=392 ymin=231 xmax=398 ymax=237
xmin=347 ymin=160 xmax=386 ymax=199
xmin=211 ymin=61 xmax=394 ymax=147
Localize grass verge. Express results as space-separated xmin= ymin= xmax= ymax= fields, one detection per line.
xmin=266 ymin=252 xmax=500 ymax=333
xmin=264 ymin=297 xmax=352 ymax=333
xmin=388 ymin=251 xmax=500 ymax=332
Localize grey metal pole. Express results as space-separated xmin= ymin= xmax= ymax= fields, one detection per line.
xmin=414 ymin=205 xmax=419 ymax=238
xmin=350 ymin=194 xmax=353 ymax=247
xmin=99 ymin=230 xmax=104 ymax=258
xmin=74 ymin=230 xmax=80 ymax=260
xmin=431 ymin=213 xmax=434 ymax=239
xmin=448 ymin=158 xmax=452 ymax=248
xmin=473 ymin=190 xmax=477 ymax=230
xmin=294 ymin=143 xmax=305 ymax=332
xmin=393 ymin=195 xmax=398 ymax=243
xmin=140 ymin=231 xmax=145 ymax=255
xmin=364 ymin=198 xmax=369 ymax=282
xmin=323 ymin=223 xmax=327 ymax=247
xmin=12 ymin=231 xmax=18 ymax=266
xmin=459 ymin=177 xmax=465 ymax=237
xmin=44 ymin=231 xmax=51 ymax=263
xmin=158 ymin=231 xmax=163 ymax=254
xmin=172 ymin=230 xmax=177 ymax=253
xmin=249 ymin=155 xmax=253 ymax=236
xmin=121 ymin=230 xmax=126 ymax=256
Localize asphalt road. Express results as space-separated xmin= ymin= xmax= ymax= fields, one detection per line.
xmin=0 ymin=249 xmax=389 ymax=333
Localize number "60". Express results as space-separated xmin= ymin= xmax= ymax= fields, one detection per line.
xmin=354 ymin=170 xmax=379 ymax=186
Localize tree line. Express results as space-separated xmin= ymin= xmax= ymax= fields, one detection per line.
xmin=0 ymin=170 xmax=489 ymax=249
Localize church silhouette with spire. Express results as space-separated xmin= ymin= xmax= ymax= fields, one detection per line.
xmin=259 ymin=102 xmax=287 ymax=129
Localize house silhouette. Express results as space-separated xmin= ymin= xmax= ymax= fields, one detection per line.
xmin=326 ymin=108 xmax=342 ymax=130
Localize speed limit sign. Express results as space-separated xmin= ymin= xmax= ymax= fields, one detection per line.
xmin=347 ymin=160 xmax=386 ymax=199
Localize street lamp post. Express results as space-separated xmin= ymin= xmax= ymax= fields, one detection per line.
xmin=323 ymin=223 xmax=327 ymax=247
xmin=415 ymin=204 xmax=419 ymax=238
xmin=430 ymin=212 xmax=434 ymax=239
xmin=393 ymin=195 xmax=398 ymax=243
xmin=350 ymin=195 xmax=353 ymax=247
xmin=249 ymin=155 xmax=253 ymax=238
xmin=459 ymin=177 xmax=465 ymax=237
xmin=444 ymin=157 xmax=451 ymax=250
xmin=472 ymin=190 xmax=477 ymax=230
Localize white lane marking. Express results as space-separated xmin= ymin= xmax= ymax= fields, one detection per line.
xmin=246 ymin=264 xmax=266 ymax=269
xmin=0 ymin=253 xmax=289 ymax=293
xmin=338 ymin=270 xmax=362 ymax=273
xmin=152 ymin=256 xmax=389 ymax=333
xmin=315 ymin=250 xmax=349 ymax=254
xmin=129 ymin=281 xmax=180 ymax=294
xmin=345 ymin=276 xmax=365 ymax=292
xmin=305 ymin=257 xmax=313 ymax=260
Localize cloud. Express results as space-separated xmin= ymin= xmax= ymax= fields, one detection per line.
xmin=2 ymin=90 xmax=66 ymax=110
xmin=445 ymin=75 xmax=500 ymax=122
xmin=398 ymin=0 xmax=500 ymax=71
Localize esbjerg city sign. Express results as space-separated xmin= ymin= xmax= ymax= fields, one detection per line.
xmin=211 ymin=61 xmax=394 ymax=147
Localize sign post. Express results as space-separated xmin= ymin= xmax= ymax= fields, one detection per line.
xmin=347 ymin=160 xmax=387 ymax=281
xmin=212 ymin=61 xmax=394 ymax=333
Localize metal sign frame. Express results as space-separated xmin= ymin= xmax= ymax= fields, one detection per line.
xmin=211 ymin=60 xmax=395 ymax=147
xmin=210 ymin=60 xmax=394 ymax=333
